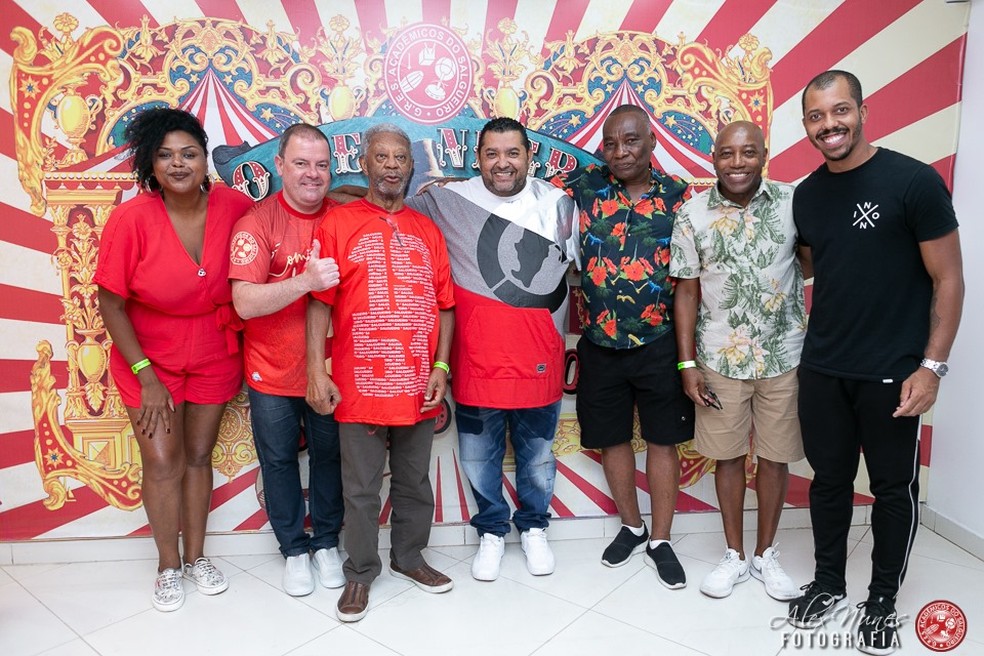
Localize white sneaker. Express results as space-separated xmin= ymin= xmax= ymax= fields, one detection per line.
xmin=283 ymin=553 xmax=315 ymax=596
xmin=153 ymin=568 xmax=185 ymax=612
xmin=183 ymin=557 xmax=229 ymax=595
xmin=520 ymin=528 xmax=555 ymax=576
xmin=471 ymin=533 xmax=505 ymax=581
xmin=700 ymin=548 xmax=749 ymax=598
xmin=751 ymin=546 xmax=799 ymax=600
xmin=313 ymin=547 xmax=346 ymax=589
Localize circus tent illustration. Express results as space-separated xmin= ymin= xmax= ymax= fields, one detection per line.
xmin=0 ymin=0 xmax=964 ymax=541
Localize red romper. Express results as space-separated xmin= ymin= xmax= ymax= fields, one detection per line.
xmin=95 ymin=186 xmax=254 ymax=407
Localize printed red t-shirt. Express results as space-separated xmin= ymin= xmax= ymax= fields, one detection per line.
xmin=229 ymin=192 xmax=338 ymax=396
xmin=312 ymin=199 xmax=454 ymax=425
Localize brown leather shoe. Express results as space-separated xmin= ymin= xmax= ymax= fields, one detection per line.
xmin=389 ymin=560 xmax=454 ymax=593
xmin=335 ymin=580 xmax=369 ymax=622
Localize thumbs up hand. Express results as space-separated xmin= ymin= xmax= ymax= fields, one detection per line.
xmin=304 ymin=239 xmax=340 ymax=292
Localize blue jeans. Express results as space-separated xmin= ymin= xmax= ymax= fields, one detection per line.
xmin=456 ymin=401 xmax=560 ymax=537
xmin=247 ymin=387 xmax=343 ymax=557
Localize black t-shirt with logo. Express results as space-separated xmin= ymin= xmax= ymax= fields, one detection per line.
xmin=793 ymin=148 xmax=958 ymax=381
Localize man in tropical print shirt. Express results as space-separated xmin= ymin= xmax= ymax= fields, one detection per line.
xmin=670 ymin=120 xmax=806 ymax=602
xmin=555 ymin=104 xmax=694 ymax=588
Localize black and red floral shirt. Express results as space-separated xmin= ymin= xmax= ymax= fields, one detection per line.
xmin=554 ymin=164 xmax=690 ymax=349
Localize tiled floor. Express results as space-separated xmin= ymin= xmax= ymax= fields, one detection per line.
xmin=1 ymin=525 xmax=981 ymax=656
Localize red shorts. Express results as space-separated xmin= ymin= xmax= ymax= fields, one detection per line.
xmin=110 ymin=307 xmax=243 ymax=407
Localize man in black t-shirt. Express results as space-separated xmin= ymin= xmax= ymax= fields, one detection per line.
xmin=787 ymin=70 xmax=964 ymax=655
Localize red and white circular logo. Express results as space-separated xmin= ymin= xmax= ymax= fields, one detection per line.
xmin=384 ymin=24 xmax=472 ymax=124
xmin=916 ymin=600 xmax=967 ymax=651
xmin=230 ymin=230 xmax=259 ymax=266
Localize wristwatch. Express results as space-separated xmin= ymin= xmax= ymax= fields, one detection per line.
xmin=920 ymin=358 xmax=949 ymax=378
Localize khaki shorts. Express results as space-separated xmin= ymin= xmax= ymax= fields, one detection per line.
xmin=694 ymin=365 xmax=804 ymax=463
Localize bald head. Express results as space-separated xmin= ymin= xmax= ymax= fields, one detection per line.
xmin=712 ymin=121 xmax=767 ymax=207
xmin=715 ymin=121 xmax=764 ymax=152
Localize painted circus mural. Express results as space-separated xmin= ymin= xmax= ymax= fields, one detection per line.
xmin=0 ymin=0 xmax=970 ymax=541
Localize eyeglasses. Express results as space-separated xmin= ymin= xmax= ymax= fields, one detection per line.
xmin=379 ymin=215 xmax=404 ymax=246
xmin=702 ymin=388 xmax=723 ymax=410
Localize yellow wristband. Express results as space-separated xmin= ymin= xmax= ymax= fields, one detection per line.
xmin=432 ymin=361 xmax=450 ymax=374
xmin=677 ymin=360 xmax=697 ymax=371
xmin=131 ymin=358 xmax=152 ymax=375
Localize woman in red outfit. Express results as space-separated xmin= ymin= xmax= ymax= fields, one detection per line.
xmin=96 ymin=109 xmax=253 ymax=612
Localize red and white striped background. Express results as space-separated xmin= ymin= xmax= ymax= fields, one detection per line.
xmin=0 ymin=0 xmax=968 ymax=541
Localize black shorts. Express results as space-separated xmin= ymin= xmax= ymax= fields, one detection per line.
xmin=575 ymin=333 xmax=694 ymax=449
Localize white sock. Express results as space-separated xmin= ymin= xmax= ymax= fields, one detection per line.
xmin=649 ymin=538 xmax=669 ymax=549
xmin=624 ymin=523 xmax=646 ymax=537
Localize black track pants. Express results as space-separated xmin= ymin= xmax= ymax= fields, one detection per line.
xmin=798 ymin=367 xmax=921 ymax=600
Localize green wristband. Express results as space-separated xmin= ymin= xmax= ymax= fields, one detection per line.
xmin=131 ymin=358 xmax=152 ymax=375
xmin=432 ymin=361 xmax=450 ymax=374
xmin=677 ymin=360 xmax=697 ymax=371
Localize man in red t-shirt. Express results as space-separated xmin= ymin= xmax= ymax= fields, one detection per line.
xmin=306 ymin=124 xmax=455 ymax=623
xmin=229 ymin=124 xmax=346 ymax=597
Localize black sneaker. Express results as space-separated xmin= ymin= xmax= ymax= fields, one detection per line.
xmin=601 ymin=525 xmax=649 ymax=567
xmin=645 ymin=541 xmax=686 ymax=589
xmin=856 ymin=597 xmax=900 ymax=655
xmin=787 ymin=580 xmax=848 ymax=628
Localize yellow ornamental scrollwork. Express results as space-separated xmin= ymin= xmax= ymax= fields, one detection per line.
xmin=301 ymin=16 xmax=368 ymax=121
xmin=482 ymin=18 xmax=539 ymax=119
xmin=13 ymin=13 xmax=779 ymax=517
xmin=32 ymin=342 xmax=143 ymax=512
xmin=523 ymin=30 xmax=774 ymax=177
xmin=661 ymin=34 xmax=773 ymax=147
xmin=525 ymin=32 xmax=675 ymax=131
xmin=253 ymin=20 xmax=294 ymax=74
xmin=10 ymin=14 xmax=125 ymax=213
xmin=211 ymin=391 xmax=255 ymax=480
xmin=121 ymin=15 xmax=162 ymax=69
xmin=19 ymin=15 xmax=303 ymax=514
xmin=47 ymin=191 xmax=124 ymax=429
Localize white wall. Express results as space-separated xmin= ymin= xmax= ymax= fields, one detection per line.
xmin=925 ymin=0 xmax=984 ymax=554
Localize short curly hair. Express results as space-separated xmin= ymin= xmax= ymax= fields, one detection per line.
xmin=124 ymin=107 xmax=209 ymax=192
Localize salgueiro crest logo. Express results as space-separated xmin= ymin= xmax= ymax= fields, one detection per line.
xmin=383 ymin=24 xmax=473 ymax=125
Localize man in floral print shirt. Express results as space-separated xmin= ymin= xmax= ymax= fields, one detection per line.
xmin=670 ymin=121 xmax=806 ymax=602
xmin=555 ymin=104 xmax=695 ymax=587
